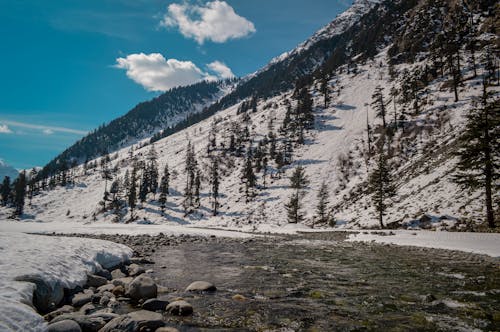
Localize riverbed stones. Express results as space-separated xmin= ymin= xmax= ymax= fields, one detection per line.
xmin=142 ymin=298 xmax=169 ymax=312
xmin=126 ymin=275 xmax=157 ymax=301
xmin=185 ymin=281 xmax=216 ymax=292
xmin=112 ymin=285 xmax=125 ymax=297
xmin=50 ymin=313 xmax=107 ymax=331
xmin=47 ymin=319 xmax=82 ymax=332
xmin=112 ymin=277 xmax=133 ymax=288
xmin=127 ymin=263 xmax=145 ymax=277
xmin=111 ymin=268 xmax=126 ymax=279
xmin=155 ymin=328 xmax=180 ymax=332
xmin=86 ymin=274 xmax=108 ymax=288
xmin=99 ymin=310 xmax=164 ymax=332
xmin=71 ymin=290 xmax=94 ymax=307
xmin=165 ymin=300 xmax=193 ymax=316
xmin=44 ymin=305 xmax=75 ymax=321
xmin=97 ymin=283 xmax=114 ymax=293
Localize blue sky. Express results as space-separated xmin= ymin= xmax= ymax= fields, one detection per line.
xmin=0 ymin=0 xmax=349 ymax=169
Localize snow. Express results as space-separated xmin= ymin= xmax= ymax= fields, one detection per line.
xmin=0 ymin=232 xmax=132 ymax=332
xmin=0 ymin=220 xmax=255 ymax=238
xmin=347 ymin=230 xmax=500 ymax=257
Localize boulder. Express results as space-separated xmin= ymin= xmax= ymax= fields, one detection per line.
xmin=127 ymin=264 xmax=145 ymax=277
xmin=112 ymin=277 xmax=133 ymax=288
xmin=111 ymin=269 xmax=126 ymax=280
xmin=50 ymin=313 xmax=107 ymax=332
xmin=142 ymin=298 xmax=169 ymax=312
xmin=156 ymin=328 xmax=180 ymax=332
xmin=185 ymin=281 xmax=216 ymax=292
xmin=97 ymin=284 xmax=115 ymax=293
xmin=71 ymin=290 xmax=94 ymax=307
xmin=47 ymin=319 xmax=82 ymax=332
xmin=44 ymin=305 xmax=75 ymax=322
xmin=112 ymin=285 xmax=125 ymax=297
xmin=126 ymin=275 xmax=157 ymax=302
xmin=79 ymin=302 xmax=96 ymax=315
xmin=94 ymin=267 xmax=112 ymax=280
xmin=15 ymin=275 xmax=64 ymax=313
xmin=165 ymin=300 xmax=193 ymax=316
xmin=87 ymin=274 xmax=108 ymax=288
xmin=99 ymin=310 xmax=164 ymax=332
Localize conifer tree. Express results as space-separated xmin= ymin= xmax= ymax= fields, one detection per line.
xmin=209 ymin=156 xmax=220 ymax=216
xmin=315 ymin=182 xmax=332 ymax=225
xmin=158 ymin=164 xmax=170 ymax=213
xmin=13 ymin=171 xmax=27 ymax=217
xmin=454 ymin=80 xmax=499 ymax=228
xmin=320 ymin=74 xmax=330 ymax=108
xmin=241 ymin=152 xmax=257 ymax=202
xmin=368 ymin=141 xmax=396 ymax=228
xmin=371 ymin=86 xmax=387 ymax=128
xmin=286 ymin=166 xmax=309 ymax=223
xmin=1 ymin=176 xmax=10 ymax=206
xmin=128 ymin=166 xmax=138 ymax=221
xmin=183 ymin=141 xmax=198 ymax=214
xmin=194 ymin=169 xmax=201 ymax=208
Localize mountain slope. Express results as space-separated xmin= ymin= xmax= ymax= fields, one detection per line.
xmin=0 ymin=160 xmax=18 ymax=181
xmin=38 ymin=80 xmax=233 ymax=179
xmin=3 ymin=0 xmax=499 ymax=232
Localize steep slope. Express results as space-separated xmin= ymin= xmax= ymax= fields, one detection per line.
xmin=39 ymin=80 xmax=233 ymax=179
xmin=3 ymin=0 xmax=499 ymax=232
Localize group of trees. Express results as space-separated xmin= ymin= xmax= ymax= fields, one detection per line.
xmin=0 ymin=172 xmax=27 ymax=217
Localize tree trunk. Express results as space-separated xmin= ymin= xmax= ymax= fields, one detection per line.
xmin=484 ymin=110 xmax=495 ymax=228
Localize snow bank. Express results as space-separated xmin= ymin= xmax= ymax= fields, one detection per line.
xmin=347 ymin=230 xmax=500 ymax=257
xmin=0 ymin=232 xmax=132 ymax=331
xmin=0 ymin=220 xmax=255 ymax=238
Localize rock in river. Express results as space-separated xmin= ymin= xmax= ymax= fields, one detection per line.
xmin=166 ymin=300 xmax=193 ymax=316
xmin=185 ymin=281 xmax=216 ymax=292
xmin=126 ymin=275 xmax=157 ymax=301
xmin=99 ymin=310 xmax=164 ymax=332
xmin=47 ymin=319 xmax=82 ymax=332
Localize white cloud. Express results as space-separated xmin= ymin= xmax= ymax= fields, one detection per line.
xmin=207 ymin=61 xmax=234 ymax=79
xmin=115 ymin=53 xmax=234 ymax=91
xmin=161 ymin=1 xmax=255 ymax=44
xmin=0 ymin=124 xmax=12 ymax=134
xmin=43 ymin=129 xmax=55 ymax=135
xmin=0 ymin=120 xmax=87 ymax=135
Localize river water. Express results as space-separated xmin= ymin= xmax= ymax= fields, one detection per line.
xmin=138 ymin=232 xmax=500 ymax=331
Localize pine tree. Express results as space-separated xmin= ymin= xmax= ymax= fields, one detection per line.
xmin=368 ymin=142 xmax=396 ymax=228
xmin=183 ymin=141 xmax=198 ymax=214
xmin=315 ymin=182 xmax=331 ymax=225
xmin=110 ymin=178 xmax=124 ymax=222
xmin=371 ymin=86 xmax=387 ymax=128
xmin=13 ymin=171 xmax=27 ymax=217
xmin=454 ymin=80 xmax=499 ymax=228
xmin=241 ymin=152 xmax=257 ymax=202
xmin=128 ymin=166 xmax=138 ymax=222
xmin=1 ymin=176 xmax=10 ymax=206
xmin=28 ymin=168 xmax=38 ymax=206
xmin=158 ymin=164 xmax=170 ymax=213
xmin=209 ymin=156 xmax=220 ymax=216
xmin=286 ymin=166 xmax=309 ymax=223
xmin=194 ymin=169 xmax=201 ymax=208
xmin=146 ymin=146 xmax=159 ymax=196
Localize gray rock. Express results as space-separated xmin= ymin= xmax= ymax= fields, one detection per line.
xmin=155 ymin=328 xmax=180 ymax=332
xmin=44 ymin=305 xmax=75 ymax=322
xmin=165 ymin=300 xmax=193 ymax=316
xmin=112 ymin=285 xmax=125 ymax=297
xmin=86 ymin=274 xmax=108 ymax=288
xmin=99 ymin=310 xmax=164 ymax=332
xmin=15 ymin=275 xmax=64 ymax=313
xmin=97 ymin=284 xmax=115 ymax=293
xmin=47 ymin=319 xmax=82 ymax=332
xmin=142 ymin=298 xmax=169 ymax=312
xmin=112 ymin=277 xmax=133 ymax=288
xmin=51 ymin=313 xmax=106 ymax=332
xmin=111 ymin=269 xmax=126 ymax=280
xmin=185 ymin=281 xmax=216 ymax=292
xmin=99 ymin=295 xmax=111 ymax=307
xmin=94 ymin=267 xmax=112 ymax=280
xmin=71 ymin=290 xmax=93 ymax=307
xmin=127 ymin=263 xmax=145 ymax=277
xmin=126 ymin=275 xmax=157 ymax=302
xmin=79 ymin=302 xmax=96 ymax=314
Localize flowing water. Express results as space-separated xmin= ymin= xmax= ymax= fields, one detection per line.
xmin=139 ymin=232 xmax=500 ymax=331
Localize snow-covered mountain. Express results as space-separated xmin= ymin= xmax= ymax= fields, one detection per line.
xmin=2 ymin=0 xmax=498 ymax=232
xmin=0 ymin=160 xmax=18 ymax=181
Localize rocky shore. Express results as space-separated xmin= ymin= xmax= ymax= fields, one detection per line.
xmin=39 ymin=232 xmax=500 ymax=331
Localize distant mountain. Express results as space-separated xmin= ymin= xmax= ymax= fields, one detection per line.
xmin=39 ymin=79 xmax=235 ymax=178
xmin=0 ymin=160 xmax=18 ymax=181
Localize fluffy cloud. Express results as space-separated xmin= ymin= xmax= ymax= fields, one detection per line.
xmin=207 ymin=61 xmax=234 ymax=79
xmin=115 ymin=53 xmax=234 ymax=91
xmin=161 ymin=1 xmax=255 ymax=44
xmin=0 ymin=124 xmax=13 ymax=134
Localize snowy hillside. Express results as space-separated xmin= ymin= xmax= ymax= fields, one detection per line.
xmin=1 ymin=0 xmax=498 ymax=232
